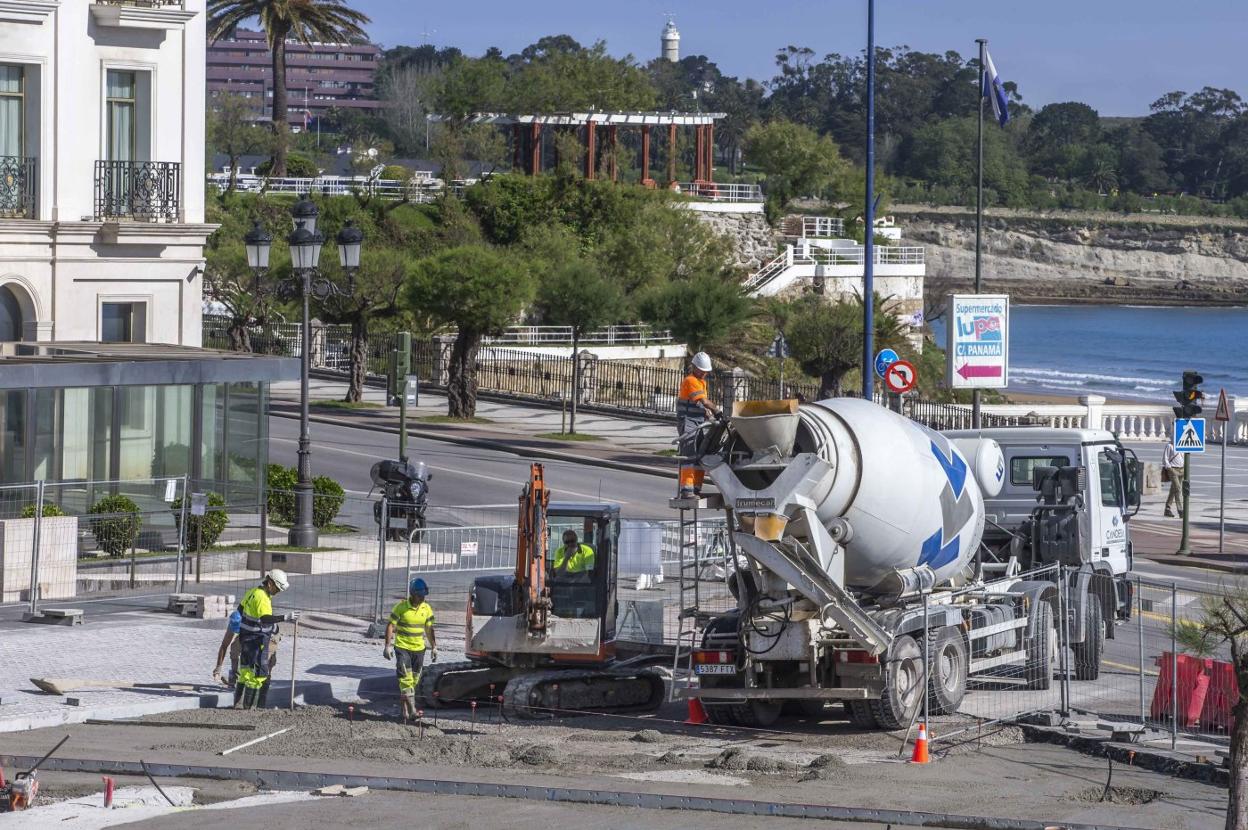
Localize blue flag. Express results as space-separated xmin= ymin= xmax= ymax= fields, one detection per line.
xmin=983 ymin=49 xmax=1009 ymax=127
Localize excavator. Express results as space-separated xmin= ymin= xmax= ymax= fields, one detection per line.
xmin=416 ymin=463 xmax=666 ymax=718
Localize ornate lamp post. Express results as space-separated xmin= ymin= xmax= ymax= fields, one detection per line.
xmin=246 ymin=197 xmax=362 ymax=547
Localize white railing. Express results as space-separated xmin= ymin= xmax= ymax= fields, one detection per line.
xmin=805 ymin=246 xmax=926 ymax=266
xmin=801 ymin=216 xmax=845 ymax=238
xmin=207 ymin=173 xmax=469 ymax=202
xmin=742 ymin=248 xmax=792 ymax=292
xmin=479 ymin=325 xmax=672 ymax=346
xmin=677 ymin=181 xmax=764 ymax=203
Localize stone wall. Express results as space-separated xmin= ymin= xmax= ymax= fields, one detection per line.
xmin=692 ymin=209 xmax=780 ymax=271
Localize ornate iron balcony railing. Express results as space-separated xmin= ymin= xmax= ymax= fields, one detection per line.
xmin=0 ymin=156 xmax=37 ymax=219
xmin=94 ymin=160 xmax=181 ymax=222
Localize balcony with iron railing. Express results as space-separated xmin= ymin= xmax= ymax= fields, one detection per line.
xmin=94 ymin=160 xmax=181 ymax=222
xmin=0 ymin=156 xmax=37 ymax=219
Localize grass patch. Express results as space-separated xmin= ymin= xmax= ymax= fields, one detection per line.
xmin=313 ymin=399 xmax=384 ymax=410
xmin=418 ymin=415 xmax=493 ymax=424
xmin=534 ymin=432 xmax=603 ymax=442
xmin=655 ymin=448 xmax=679 ymax=457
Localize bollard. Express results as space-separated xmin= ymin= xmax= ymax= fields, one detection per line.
xmin=103 ymin=776 xmax=115 ymax=808
xmin=417 ymin=709 xmax=425 ymax=740
xmin=470 ymin=701 xmax=478 ymax=735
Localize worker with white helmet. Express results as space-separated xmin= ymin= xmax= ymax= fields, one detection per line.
xmin=234 ymin=569 xmax=297 ymax=709
xmin=677 ymin=351 xmax=721 ymax=497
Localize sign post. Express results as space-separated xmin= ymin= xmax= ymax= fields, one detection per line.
xmin=946 ymin=295 xmax=1009 ymax=428
xmin=770 ymin=333 xmax=790 ymax=397
xmin=1215 ymin=389 xmax=1231 ymax=554
xmin=1173 ymin=416 xmax=1206 ymax=556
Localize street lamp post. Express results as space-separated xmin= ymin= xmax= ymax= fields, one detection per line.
xmin=245 ymin=196 xmax=362 ymax=547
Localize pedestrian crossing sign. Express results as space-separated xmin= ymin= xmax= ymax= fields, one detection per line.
xmin=1174 ymin=417 xmax=1205 ymax=453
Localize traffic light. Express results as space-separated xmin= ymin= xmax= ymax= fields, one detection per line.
xmin=1172 ymin=370 xmax=1204 ymax=418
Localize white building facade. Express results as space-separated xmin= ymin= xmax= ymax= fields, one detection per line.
xmin=0 ymin=0 xmax=211 ymax=346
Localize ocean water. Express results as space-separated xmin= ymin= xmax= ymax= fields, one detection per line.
xmin=928 ymin=305 xmax=1248 ymax=402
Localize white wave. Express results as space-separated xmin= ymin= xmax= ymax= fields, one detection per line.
xmin=1011 ymin=366 xmax=1169 ymax=386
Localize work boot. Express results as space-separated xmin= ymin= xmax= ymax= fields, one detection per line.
xmin=256 ymin=681 xmax=270 ymax=709
xmin=1164 ymin=510 xmax=1175 ymax=517
xmin=240 ymin=686 xmax=259 ymax=710
xmin=400 ymin=695 xmax=414 ymax=721
xmin=232 ymin=682 xmax=245 ymax=709
xmin=678 ymin=487 xmax=695 ymax=499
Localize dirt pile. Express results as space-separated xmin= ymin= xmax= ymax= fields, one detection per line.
xmin=706 ymin=747 xmax=800 ymax=773
xmin=1074 ymin=785 xmax=1164 ymax=805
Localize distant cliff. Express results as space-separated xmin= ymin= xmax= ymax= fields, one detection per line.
xmin=893 ymin=206 xmax=1248 ymax=305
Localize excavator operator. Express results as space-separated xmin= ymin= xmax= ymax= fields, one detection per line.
xmin=552 ymin=529 xmax=596 ymax=577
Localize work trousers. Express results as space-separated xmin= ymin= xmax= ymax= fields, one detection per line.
xmin=237 ymin=632 xmax=273 ymax=691
xmin=229 ymin=633 xmax=280 ymax=686
xmin=1165 ymin=467 xmax=1185 ymax=516
xmin=677 ymin=416 xmax=705 ymax=491
xmin=395 ymin=647 xmax=426 ymax=699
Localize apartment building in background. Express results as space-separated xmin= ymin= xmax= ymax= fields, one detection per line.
xmin=207 ymin=27 xmax=381 ymax=127
xmin=0 ymin=0 xmax=212 ymax=346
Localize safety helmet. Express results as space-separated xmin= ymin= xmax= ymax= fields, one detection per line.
xmin=265 ymin=569 xmax=290 ymax=592
xmin=691 ymin=352 xmax=712 ymax=372
xmin=409 ymin=577 xmax=428 ymax=595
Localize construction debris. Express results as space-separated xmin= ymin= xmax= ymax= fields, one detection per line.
xmin=22 ymin=608 xmax=83 ymax=626
xmin=31 ymin=678 xmax=200 ymax=696
xmin=312 ymin=784 xmax=368 ymax=797
xmin=166 ymin=593 xmax=234 ymax=619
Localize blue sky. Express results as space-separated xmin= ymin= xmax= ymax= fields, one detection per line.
xmin=349 ymin=0 xmax=1247 ymax=116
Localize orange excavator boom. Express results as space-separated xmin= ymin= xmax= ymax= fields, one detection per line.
xmin=515 ymin=463 xmax=551 ymax=634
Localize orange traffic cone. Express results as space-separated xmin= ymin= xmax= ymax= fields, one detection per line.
xmin=910 ymin=721 xmax=931 ymax=764
xmin=684 ymin=698 xmax=708 ymax=725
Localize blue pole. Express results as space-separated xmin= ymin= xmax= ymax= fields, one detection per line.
xmin=862 ymin=0 xmax=875 ymax=401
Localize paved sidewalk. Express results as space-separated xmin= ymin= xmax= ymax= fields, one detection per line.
xmin=0 ymin=612 xmax=454 ymax=733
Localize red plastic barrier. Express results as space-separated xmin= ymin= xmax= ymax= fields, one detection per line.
xmin=1200 ymin=659 xmax=1240 ymax=733
xmin=1150 ymin=652 xmax=1211 ymax=728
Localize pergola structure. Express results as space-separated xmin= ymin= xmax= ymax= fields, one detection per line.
xmin=435 ymin=111 xmax=724 ymax=187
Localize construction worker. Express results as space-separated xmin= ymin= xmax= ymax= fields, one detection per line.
xmin=677 ymin=351 xmax=720 ymax=498
xmin=212 ymin=608 xmax=280 ymax=688
xmin=552 ymin=529 xmax=596 ymax=576
xmin=234 ymin=569 xmax=295 ymax=709
xmin=383 ymin=577 xmax=437 ymax=720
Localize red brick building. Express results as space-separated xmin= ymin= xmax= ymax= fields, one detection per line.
xmin=207 ymin=28 xmax=380 ymax=127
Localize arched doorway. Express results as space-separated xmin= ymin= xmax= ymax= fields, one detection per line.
xmin=0 ymin=284 xmax=22 ymax=341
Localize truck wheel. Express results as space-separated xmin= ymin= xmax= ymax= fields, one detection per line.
xmin=1025 ymin=601 xmax=1055 ymax=691
xmin=1073 ymin=599 xmax=1104 ymax=681
xmin=846 ymin=700 xmax=878 ymax=729
xmin=869 ymin=634 xmax=924 ymax=730
xmin=703 ymin=698 xmax=782 ymax=728
xmin=927 ymin=627 xmax=968 ymax=715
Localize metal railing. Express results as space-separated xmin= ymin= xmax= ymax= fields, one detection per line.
xmin=207 ymin=173 xmax=464 ymax=203
xmin=95 ymin=160 xmax=181 ymax=222
xmin=804 ymin=245 xmax=926 ymax=266
xmin=800 ymin=216 xmax=845 ymax=238
xmin=0 ymin=156 xmax=37 ymax=219
xmin=676 ymin=181 xmax=764 ymax=202
xmin=95 ymin=0 xmax=183 ymax=6
xmin=479 ymin=325 xmax=672 ymax=346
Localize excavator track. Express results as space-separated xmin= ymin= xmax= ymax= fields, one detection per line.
xmin=416 ymin=660 xmax=509 ymax=708
xmin=501 ymin=667 xmax=666 ymax=720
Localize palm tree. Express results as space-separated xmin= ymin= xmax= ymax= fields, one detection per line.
xmin=208 ymin=0 xmax=370 ymax=176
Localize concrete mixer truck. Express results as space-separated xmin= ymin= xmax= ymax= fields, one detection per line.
xmin=675 ymin=398 xmax=1142 ymax=729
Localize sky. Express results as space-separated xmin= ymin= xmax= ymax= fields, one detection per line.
xmin=348 ymin=0 xmax=1248 ymax=116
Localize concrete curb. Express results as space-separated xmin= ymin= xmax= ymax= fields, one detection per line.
xmin=1017 ymin=721 xmax=1228 ymax=788
xmin=1135 ymin=552 xmax=1248 ymax=575
xmin=271 ymin=408 xmax=675 ymax=480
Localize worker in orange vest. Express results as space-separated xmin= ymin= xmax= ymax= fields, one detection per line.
xmin=677 ymin=351 xmax=720 ymax=498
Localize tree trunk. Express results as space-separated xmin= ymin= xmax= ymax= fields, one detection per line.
xmin=228 ymin=152 xmax=239 ymax=193
xmin=270 ymin=33 xmax=290 ymax=177
xmin=346 ymin=317 xmax=367 ymax=403
xmin=819 ymin=371 xmax=844 ymax=401
xmin=227 ymin=319 xmax=252 ymax=352
xmin=446 ymin=330 xmax=480 ymax=418
xmin=1229 ymin=658 xmax=1248 ymax=830
xmin=569 ymin=330 xmax=579 ymax=435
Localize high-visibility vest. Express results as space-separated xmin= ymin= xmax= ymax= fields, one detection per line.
xmin=238 ymin=586 xmax=276 ymax=638
xmin=554 ymin=543 xmax=596 ymax=573
xmin=389 ymin=599 xmax=434 ymax=651
xmin=677 ymin=374 xmax=708 ymax=423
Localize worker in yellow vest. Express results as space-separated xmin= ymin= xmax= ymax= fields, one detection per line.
xmin=384 ymin=577 xmax=437 ymax=720
xmin=552 ymin=529 xmax=596 ymax=576
xmin=235 ymin=569 xmax=296 ymax=709
xmin=677 ymin=351 xmax=720 ymax=498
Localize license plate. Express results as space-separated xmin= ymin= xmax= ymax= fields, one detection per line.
xmin=695 ymin=664 xmax=737 ymax=675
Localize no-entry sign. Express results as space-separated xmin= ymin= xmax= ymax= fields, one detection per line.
xmin=885 ymin=360 xmax=918 ymax=394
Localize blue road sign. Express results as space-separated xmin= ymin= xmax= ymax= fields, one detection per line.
xmin=874 ymin=348 xmax=900 ymax=379
xmin=1174 ymin=417 xmax=1206 ymax=453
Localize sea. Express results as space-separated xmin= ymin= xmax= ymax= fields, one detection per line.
xmin=927 ymin=305 xmax=1248 ymax=402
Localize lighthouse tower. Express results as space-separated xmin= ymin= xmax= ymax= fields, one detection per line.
xmin=661 ymin=17 xmax=680 ymax=62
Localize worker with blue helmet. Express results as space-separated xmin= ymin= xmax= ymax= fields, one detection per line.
xmin=383 ymin=576 xmax=437 ymax=720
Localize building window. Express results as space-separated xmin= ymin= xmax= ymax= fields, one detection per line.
xmin=0 ymin=64 xmax=24 ymax=159
xmin=101 ymin=301 xmax=147 ymax=343
xmin=106 ymin=70 xmax=137 ymax=162
xmin=0 ymin=285 xmax=22 ymax=341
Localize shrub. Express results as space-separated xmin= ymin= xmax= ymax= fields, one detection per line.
xmin=20 ymin=502 xmax=65 ymax=518
xmin=379 ymin=164 xmax=411 ymax=181
xmin=312 ymin=475 xmax=345 ymax=529
xmin=256 ymin=152 xmax=319 ymax=178
xmin=173 ymin=492 xmax=229 ymax=551
xmin=88 ymin=495 xmax=142 ymax=557
xmin=265 ymin=464 xmax=345 ymax=529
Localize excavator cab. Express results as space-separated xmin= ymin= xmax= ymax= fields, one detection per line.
xmin=546 ymin=503 xmax=620 ymax=629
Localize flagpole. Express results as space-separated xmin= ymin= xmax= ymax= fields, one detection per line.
xmin=972 ymin=37 xmax=987 ymax=429
xmin=862 ymin=0 xmax=876 ymax=402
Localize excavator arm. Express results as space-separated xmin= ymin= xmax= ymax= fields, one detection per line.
xmin=515 ymin=463 xmax=551 ymax=635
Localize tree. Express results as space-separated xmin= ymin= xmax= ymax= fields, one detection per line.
xmin=203 ymin=193 xmax=293 ymax=352
xmin=784 ymin=300 xmax=861 ymax=399
xmin=1175 ymin=585 xmax=1248 ymax=830
xmin=637 ymin=273 xmax=750 ymax=353
xmin=744 ymin=120 xmax=847 ymax=215
xmin=533 ymin=259 xmax=623 ymax=433
xmin=207 ymin=93 xmax=272 ymax=191
xmin=1025 ymin=102 xmax=1102 ymax=180
xmin=319 ymin=247 xmax=410 ymax=402
xmin=404 ymin=246 xmax=534 ymax=417
xmin=207 ymin=0 xmax=370 ymax=176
